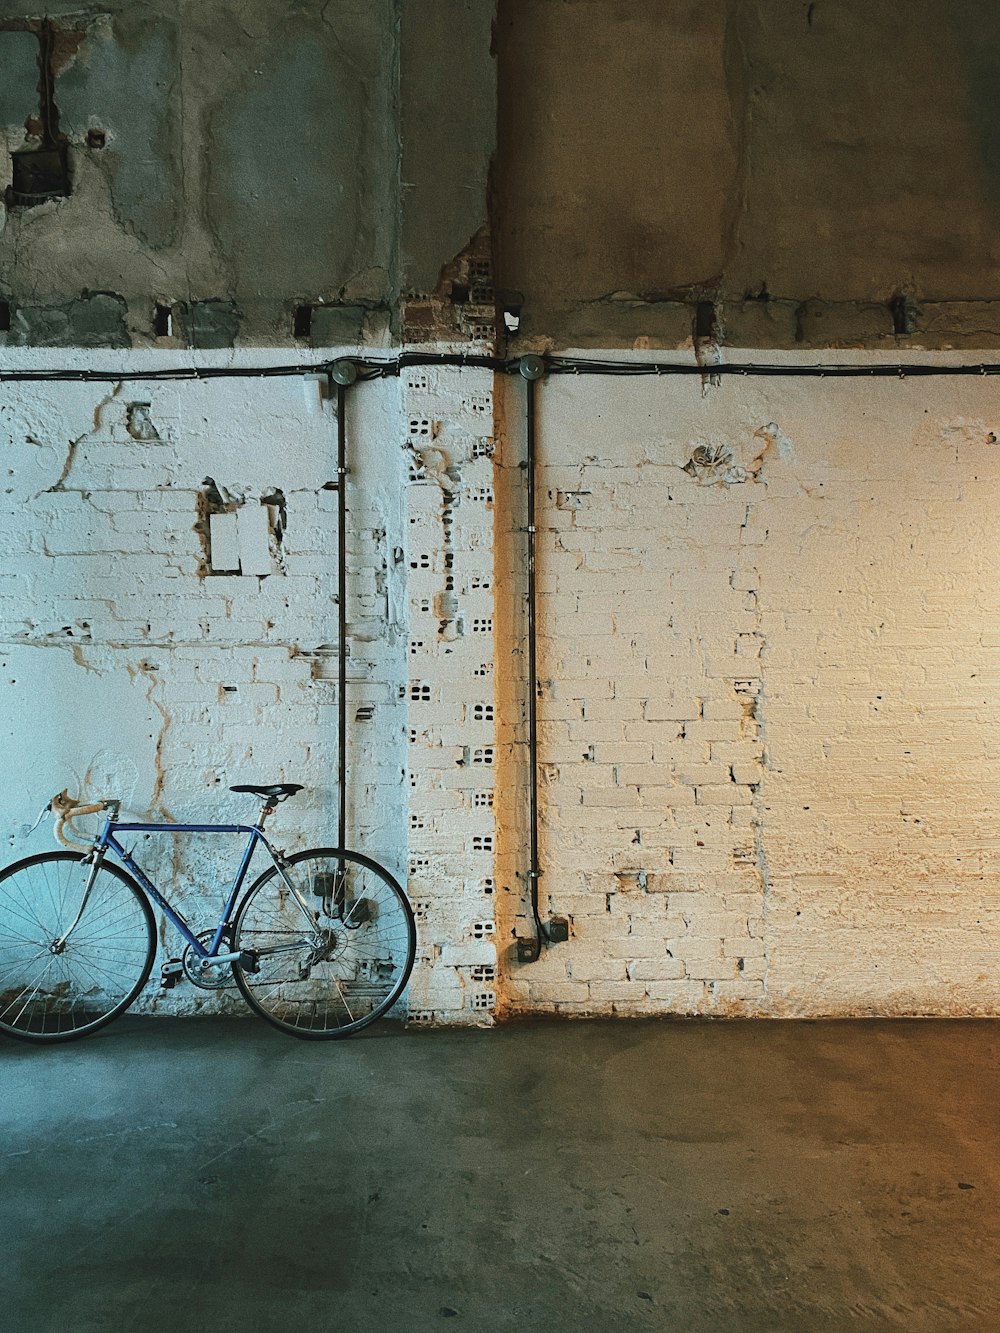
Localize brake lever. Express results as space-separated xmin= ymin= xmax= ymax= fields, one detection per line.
xmin=22 ymin=802 xmax=52 ymax=838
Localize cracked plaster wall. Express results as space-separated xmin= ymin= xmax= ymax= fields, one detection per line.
xmin=0 ymin=0 xmax=396 ymax=344
xmin=0 ymin=0 xmax=494 ymax=347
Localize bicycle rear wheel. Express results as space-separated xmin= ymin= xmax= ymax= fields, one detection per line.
xmin=0 ymin=851 xmax=155 ymax=1043
xmin=232 ymin=848 xmax=416 ymax=1039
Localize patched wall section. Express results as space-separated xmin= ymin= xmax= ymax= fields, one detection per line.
xmin=498 ymin=367 xmax=1000 ymax=1017
xmin=403 ymin=367 xmax=500 ymax=1025
xmin=0 ymin=2 xmax=398 ymax=346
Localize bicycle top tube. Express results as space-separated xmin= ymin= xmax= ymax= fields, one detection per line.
xmin=108 ymin=821 xmax=268 ymax=836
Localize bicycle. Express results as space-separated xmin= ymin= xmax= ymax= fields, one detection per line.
xmin=0 ymin=784 xmax=416 ymax=1044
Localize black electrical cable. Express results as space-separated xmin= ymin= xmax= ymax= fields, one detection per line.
xmin=0 ymin=363 xmax=345 ymax=383
xmin=543 ymin=358 xmax=1000 ymax=378
xmin=0 ymin=352 xmax=509 ymax=385
xmin=6 ymin=352 xmax=1000 ymax=384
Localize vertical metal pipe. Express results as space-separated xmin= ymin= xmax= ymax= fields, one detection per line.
xmin=525 ymin=374 xmax=541 ymax=939
xmin=336 ymin=379 xmax=348 ymax=852
xmin=517 ymin=356 xmax=547 ymax=962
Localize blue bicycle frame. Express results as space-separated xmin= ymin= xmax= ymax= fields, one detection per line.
xmin=91 ymin=815 xmax=312 ymax=962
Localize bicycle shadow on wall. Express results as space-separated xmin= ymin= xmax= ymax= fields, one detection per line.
xmin=0 ymin=785 xmax=416 ymax=1043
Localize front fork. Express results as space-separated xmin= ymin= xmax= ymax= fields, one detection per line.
xmin=53 ymin=848 xmax=106 ymax=952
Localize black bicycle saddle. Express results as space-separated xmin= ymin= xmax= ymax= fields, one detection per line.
xmin=229 ymin=784 xmax=304 ymax=800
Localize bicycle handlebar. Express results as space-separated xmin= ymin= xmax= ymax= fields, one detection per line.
xmin=50 ymin=790 xmax=119 ymax=849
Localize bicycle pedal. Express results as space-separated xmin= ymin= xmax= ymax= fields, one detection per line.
xmin=160 ymin=958 xmax=183 ymax=990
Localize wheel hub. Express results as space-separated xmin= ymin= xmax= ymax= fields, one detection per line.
xmin=297 ymin=928 xmax=340 ymax=980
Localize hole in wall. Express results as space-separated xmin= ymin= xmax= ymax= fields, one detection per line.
xmin=694 ymin=301 xmax=716 ymax=340
xmin=0 ymin=301 xmax=10 ymax=333
xmin=259 ymin=489 xmax=287 ymax=546
xmin=153 ymin=303 xmax=173 ymax=337
xmin=6 ymin=20 xmax=71 ymax=209
xmin=499 ymin=290 xmax=524 ymax=335
xmin=86 ymin=127 xmax=106 ymax=149
xmin=126 ymin=402 xmax=159 ymax=442
xmin=10 ymin=143 xmax=70 ymax=206
xmin=889 ymin=294 xmax=915 ymax=336
xmin=293 ymin=305 xmax=313 ymax=339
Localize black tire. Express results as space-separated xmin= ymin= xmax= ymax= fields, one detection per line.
xmin=232 ymin=848 xmax=416 ymax=1039
xmin=0 ymin=851 xmax=156 ymax=1044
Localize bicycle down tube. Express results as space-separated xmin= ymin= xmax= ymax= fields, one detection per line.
xmin=97 ymin=821 xmax=317 ymax=960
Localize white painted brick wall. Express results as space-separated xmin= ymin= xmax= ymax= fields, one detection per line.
xmin=4 ymin=348 xmax=1000 ymax=1022
xmin=498 ymin=361 xmax=1000 ymax=1018
xmin=0 ymin=353 xmax=410 ymax=1016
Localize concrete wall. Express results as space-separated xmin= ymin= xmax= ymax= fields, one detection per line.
xmin=0 ymin=0 xmax=495 ymax=347
xmin=496 ymin=0 xmax=1000 ymax=348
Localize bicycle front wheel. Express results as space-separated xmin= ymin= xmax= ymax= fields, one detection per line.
xmin=0 ymin=851 xmax=156 ymax=1043
xmin=232 ymin=848 xmax=416 ymax=1039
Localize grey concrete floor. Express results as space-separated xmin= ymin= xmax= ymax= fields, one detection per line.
xmin=1 ymin=1018 xmax=999 ymax=1333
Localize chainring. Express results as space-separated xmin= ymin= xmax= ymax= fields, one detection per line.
xmin=182 ymin=930 xmax=237 ymax=990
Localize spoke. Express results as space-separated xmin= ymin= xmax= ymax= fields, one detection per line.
xmin=334 ymin=980 xmax=357 ymax=1024
xmin=66 ymin=926 xmax=144 ymax=953
xmin=73 ymin=911 xmax=150 ymax=943
xmin=53 ymin=860 xmax=85 ymax=938
xmin=0 ymin=916 xmax=46 ymax=945
xmin=1 ymin=875 xmax=50 ymax=936
xmin=60 ymin=893 xmax=131 ymax=936
xmin=64 ymin=947 xmax=139 ymax=998
xmin=2 ymin=954 xmax=58 ymax=1027
xmin=0 ymin=895 xmax=51 ymax=937
xmin=38 ymin=861 xmax=69 ymax=935
xmin=0 ymin=947 xmax=52 ymax=989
